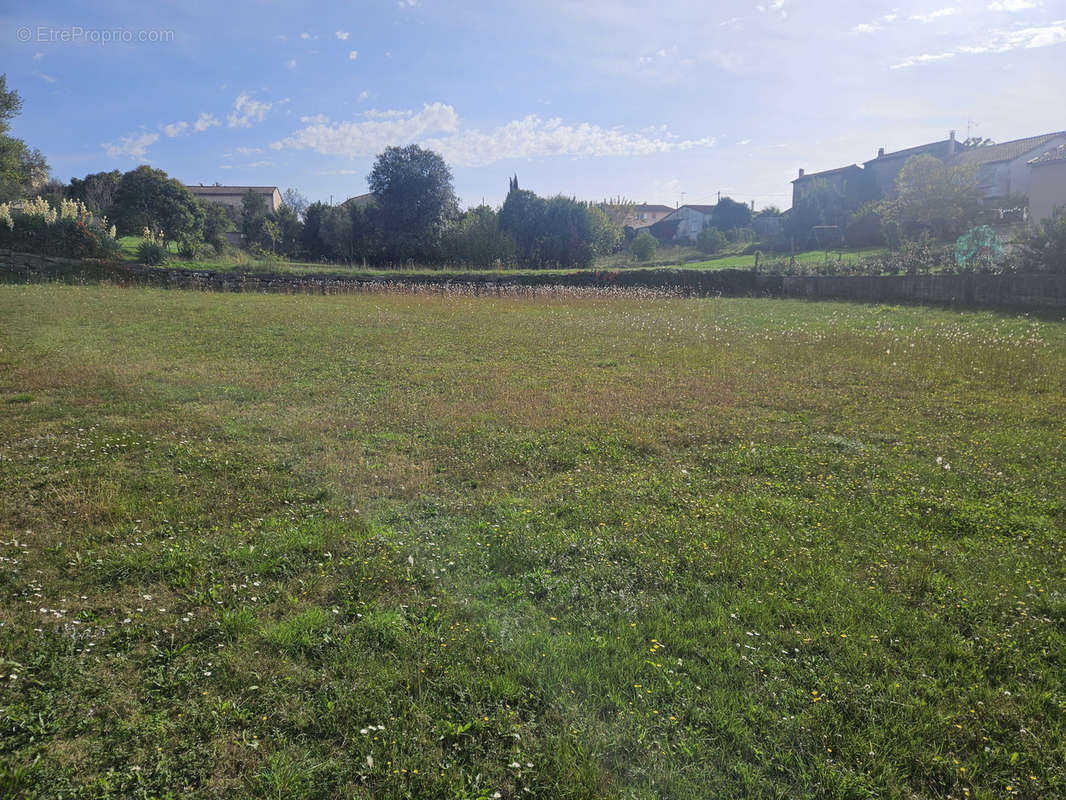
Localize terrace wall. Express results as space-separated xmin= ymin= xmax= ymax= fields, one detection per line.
xmin=2 ymin=249 xmax=1065 ymax=310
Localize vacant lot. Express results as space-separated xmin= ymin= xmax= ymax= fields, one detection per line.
xmin=1 ymin=285 xmax=1064 ymax=799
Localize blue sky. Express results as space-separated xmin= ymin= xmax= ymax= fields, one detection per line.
xmin=4 ymin=0 xmax=1065 ymax=209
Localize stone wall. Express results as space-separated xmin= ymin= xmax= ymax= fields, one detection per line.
xmin=3 ymin=249 xmax=1065 ymax=310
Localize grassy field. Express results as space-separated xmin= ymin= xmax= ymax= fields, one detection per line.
xmin=115 ymin=236 xmax=885 ymax=276
xmin=1 ymin=285 xmax=1064 ymax=799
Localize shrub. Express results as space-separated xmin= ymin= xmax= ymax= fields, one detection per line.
xmin=1018 ymin=206 xmax=1066 ymax=273
xmin=138 ymin=227 xmax=167 ymax=266
xmin=697 ymin=226 xmax=727 ymax=254
xmin=632 ymin=231 xmax=657 ymax=262
xmin=176 ymin=235 xmax=203 ymax=260
xmin=0 ymin=196 xmax=119 ymax=259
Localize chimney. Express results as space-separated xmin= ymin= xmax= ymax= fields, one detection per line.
xmin=750 ymin=200 xmax=755 ymax=211
xmin=877 ymin=147 xmax=885 ymax=158
xmin=798 ymin=168 xmax=805 ymax=178
xmin=948 ymin=130 xmax=957 ymax=156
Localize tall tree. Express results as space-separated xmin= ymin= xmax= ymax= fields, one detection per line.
xmin=240 ymin=189 xmax=271 ymax=248
xmin=281 ymin=188 xmax=309 ymax=217
xmin=711 ymin=196 xmax=752 ymax=231
xmin=68 ymin=170 xmax=123 ymax=215
xmin=111 ymin=165 xmax=199 ymax=238
xmin=0 ymin=75 xmax=50 ymax=202
xmin=878 ymin=154 xmax=981 ymax=241
xmin=367 ymin=145 xmax=458 ymax=264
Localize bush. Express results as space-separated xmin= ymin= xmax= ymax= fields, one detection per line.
xmin=137 ymin=240 xmax=167 ymax=266
xmin=1019 ymin=206 xmax=1066 ymax=273
xmin=696 ymin=226 xmax=727 ymax=254
xmin=176 ymin=236 xmax=203 ymax=259
xmin=0 ymin=197 xmax=119 ymax=259
xmin=632 ymin=232 xmax=657 ymax=262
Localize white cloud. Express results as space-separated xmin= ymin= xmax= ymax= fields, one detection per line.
xmin=336 ymin=30 xmax=350 ymax=40
xmin=853 ymin=23 xmax=880 ymax=33
xmin=272 ymin=102 xmax=460 ymax=153
xmin=359 ymin=90 xmax=370 ymax=101
xmin=285 ymin=59 xmax=297 ymax=68
xmin=988 ymin=0 xmax=1037 ymax=10
xmin=349 ymin=50 xmax=359 ymax=60
xmin=300 ymin=32 xmax=312 ymax=40
xmin=960 ymin=19 xmax=1066 ymax=51
xmin=271 ymin=103 xmax=716 ymax=167
xmin=236 ymin=147 xmax=264 ymax=155
xmin=104 ymin=132 xmax=159 ymax=160
xmin=300 ymin=113 xmax=331 ymax=124
xmin=163 ymin=112 xmax=220 ymax=138
xmin=34 ymin=72 xmax=57 ymax=83
xmin=227 ymin=92 xmax=272 ymax=128
xmin=247 ymin=160 xmax=274 ymax=168
xmin=893 ymin=19 xmax=1066 ymax=66
xmin=911 ymin=7 xmax=958 ymax=22
xmin=890 ymin=52 xmax=956 ymax=68
xmin=193 ymin=112 xmax=220 ymax=132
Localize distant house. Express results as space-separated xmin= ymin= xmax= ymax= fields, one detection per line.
xmin=185 ymin=185 xmax=283 ymax=216
xmin=648 ymin=205 xmax=716 ymax=242
xmin=949 ymin=132 xmax=1066 ymax=204
xmin=791 ymin=164 xmax=872 ymax=212
xmin=622 ymin=204 xmax=675 ymax=230
xmin=343 ymin=192 xmax=376 ymax=208
xmin=1028 ymin=145 xmax=1066 ymax=224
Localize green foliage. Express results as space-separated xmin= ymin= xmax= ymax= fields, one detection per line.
xmin=631 ymin=231 xmax=657 ymax=261
xmin=711 ymin=196 xmax=752 ymax=231
xmin=0 ymin=75 xmax=50 ymax=202
xmin=0 ymin=196 xmax=118 ymax=259
xmin=137 ymin=239 xmax=167 ymax=266
xmin=786 ymin=178 xmax=851 ymax=247
xmin=112 ymin=165 xmax=199 ymax=239
xmin=497 ymin=177 xmax=604 ymax=268
xmin=878 ymin=154 xmax=982 ymax=242
xmin=196 ymin=199 xmax=235 ymax=254
xmin=300 ymin=201 xmax=331 ymax=261
xmin=240 ymin=189 xmax=271 ymax=248
xmin=281 ymin=188 xmax=309 ymax=216
xmin=1018 ymin=205 xmax=1066 ymax=273
xmin=276 ymin=205 xmax=303 ymax=258
xmin=844 ymin=202 xmax=885 ymax=248
xmin=67 ymin=170 xmax=122 ymax=215
xmin=696 ymin=225 xmax=727 ymax=254
xmin=367 ymin=144 xmax=458 ymax=264
xmin=442 ymin=204 xmax=516 ymax=268
xmin=321 ymin=201 xmax=380 ymax=264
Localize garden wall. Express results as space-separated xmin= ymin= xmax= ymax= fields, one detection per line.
xmin=2 ymin=249 xmax=1065 ymax=310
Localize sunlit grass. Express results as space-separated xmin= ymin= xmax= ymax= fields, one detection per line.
xmin=1 ymin=284 xmax=1064 ymax=799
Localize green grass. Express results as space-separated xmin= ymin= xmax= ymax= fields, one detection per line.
xmin=1 ymin=284 xmax=1064 ymax=799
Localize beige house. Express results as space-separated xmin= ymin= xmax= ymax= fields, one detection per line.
xmin=950 ymin=132 xmax=1066 ymax=203
xmin=185 ymin=185 xmax=282 ymax=215
xmin=621 ymin=204 xmax=675 ymax=230
xmin=1028 ymin=145 xmax=1066 ymax=224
